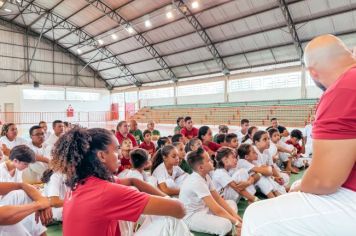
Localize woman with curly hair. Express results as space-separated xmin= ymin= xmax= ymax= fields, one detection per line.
xmin=51 ymin=127 xmax=186 ymax=236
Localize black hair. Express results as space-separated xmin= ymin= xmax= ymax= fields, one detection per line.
xmin=176 ymin=117 xmax=184 ymax=125
xmin=172 ymin=134 xmax=183 ymax=143
xmin=172 ymin=142 xmax=183 ymax=148
xmin=225 ymin=133 xmax=237 ymax=143
xmin=9 ymin=145 xmax=35 ymax=163
xmin=290 ymin=129 xmax=303 ymax=140
xmin=1 ymin=123 xmax=15 ymax=136
xmin=157 ymin=137 xmax=170 ymax=149
xmin=151 ymin=145 xmax=176 ymax=174
xmin=52 ymin=120 xmax=63 ymax=128
xmin=116 ymin=121 xmax=127 ymax=131
xmin=253 ymin=130 xmax=268 ymax=143
xmin=41 ymin=169 xmax=54 ymax=184
xmin=130 ymin=148 xmax=149 ymax=169
xmin=184 ymin=116 xmax=192 ymax=122
xmin=216 ymin=134 xmax=226 ymax=144
xmin=29 ymin=125 xmax=42 ymax=136
xmin=237 ymin=143 xmax=252 ymax=159
xmin=267 ymin=128 xmax=279 ymax=138
xmin=198 ymin=126 xmax=210 ymax=141
xmin=241 ymin=119 xmax=249 ymax=125
xmin=278 ymin=126 xmax=287 ymax=134
xmin=143 ymin=129 xmax=152 ymax=137
xmin=242 ymin=126 xmax=257 ymax=143
xmin=51 ymin=127 xmax=115 ymax=190
xmin=185 ymin=137 xmax=201 ymax=153
xmin=215 ymin=147 xmax=235 ymax=168
xmin=187 ymin=147 xmax=205 ymax=170
xmin=270 ymin=118 xmax=277 ymax=122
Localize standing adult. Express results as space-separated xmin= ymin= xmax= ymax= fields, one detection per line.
xmin=116 ymin=121 xmax=138 ymax=147
xmin=39 ymin=121 xmax=51 ymax=141
xmin=242 ymin=35 xmax=356 ymax=236
xmin=303 ymin=115 xmax=315 ymax=157
xmin=45 ymin=120 xmax=64 ymax=149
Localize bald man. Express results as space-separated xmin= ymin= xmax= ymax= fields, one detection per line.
xmin=242 ymin=35 xmax=356 ymax=236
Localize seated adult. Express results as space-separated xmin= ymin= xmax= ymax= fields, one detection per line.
xmin=115 ymin=120 xmax=138 ymax=147
xmin=0 ymin=182 xmax=52 ymax=235
xmin=242 ymin=35 xmax=356 ymax=236
xmin=129 ymin=119 xmax=144 ymax=145
xmin=146 ymin=120 xmax=160 ymax=142
xmin=51 ymin=127 xmax=185 ymax=236
xmin=0 ymin=123 xmax=28 ymax=157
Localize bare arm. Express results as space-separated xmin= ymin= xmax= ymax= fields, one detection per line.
xmin=142 ymin=196 xmax=185 ymax=219
xmin=0 ymin=182 xmax=22 ymax=195
xmin=211 ymin=190 xmax=242 ymax=222
xmin=252 ymin=166 xmax=273 ymax=176
xmin=119 ymin=178 xmax=167 ymax=197
xmin=157 ymin=182 xmax=180 ymax=196
xmin=35 ymin=154 xmax=50 ymax=164
xmin=203 ymin=193 xmax=240 ymax=224
xmin=0 ymin=203 xmax=42 ymax=225
xmin=300 ymin=139 xmax=356 ymax=194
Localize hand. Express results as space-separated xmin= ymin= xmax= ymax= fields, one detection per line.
xmin=2 ymin=144 xmax=10 ymax=157
xmin=234 ymin=221 xmax=242 ymax=236
xmin=35 ymin=208 xmax=53 ymax=225
xmin=274 ymin=177 xmax=284 ymax=186
xmin=36 ymin=197 xmax=51 ymax=210
xmin=235 ymin=181 xmax=250 ymax=191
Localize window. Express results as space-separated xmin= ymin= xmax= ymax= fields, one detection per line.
xmin=177 ymin=81 xmax=224 ymax=97
xmin=228 ymin=72 xmax=301 ymax=92
xmin=139 ymin=87 xmax=174 ymax=100
xmin=66 ymin=91 xmax=100 ymax=101
xmin=23 ymin=89 xmax=64 ymax=100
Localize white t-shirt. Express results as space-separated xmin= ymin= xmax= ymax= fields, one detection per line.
xmin=22 ymin=143 xmax=50 ymax=183
xmin=118 ymin=169 xmax=148 ymax=182
xmin=303 ymin=124 xmax=312 ymax=141
xmin=237 ymin=159 xmax=255 ymax=173
xmin=212 ymin=168 xmax=234 ymax=194
xmin=236 ymin=130 xmax=247 ymax=144
xmin=152 ymin=162 xmax=186 ymax=185
xmin=254 ymin=146 xmax=273 ymax=167
xmin=44 ymin=131 xmax=52 ymax=141
xmin=179 ymin=172 xmax=215 ymax=218
xmin=0 ymin=136 xmax=28 ymax=149
xmin=44 ymin=133 xmax=60 ymax=149
xmin=278 ymin=140 xmax=294 ymax=152
xmin=243 ymin=138 xmax=253 ymax=145
xmin=43 ymin=172 xmax=67 ymax=200
xmin=0 ymin=162 xmax=23 ymax=183
xmin=268 ymin=142 xmax=278 ymax=157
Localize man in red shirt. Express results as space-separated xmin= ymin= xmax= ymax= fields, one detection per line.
xmin=242 ymin=35 xmax=356 ymax=235
xmin=116 ymin=121 xmax=138 ymax=147
xmin=180 ymin=116 xmax=198 ymax=141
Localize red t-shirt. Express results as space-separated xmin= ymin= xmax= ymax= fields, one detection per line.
xmin=118 ymin=155 xmax=131 ymax=173
xmin=115 ymin=132 xmax=138 ymax=147
xmin=285 ymin=140 xmax=302 ymax=154
xmin=63 ymin=177 xmax=149 ymax=236
xmin=204 ymin=142 xmax=222 ymax=152
xmin=139 ymin=141 xmax=156 ymax=156
xmin=313 ymin=67 xmax=356 ymax=191
xmin=180 ymin=127 xmax=198 ymax=139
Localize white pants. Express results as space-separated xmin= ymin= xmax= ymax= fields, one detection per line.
xmin=255 ymin=176 xmax=286 ymax=196
xmin=224 ymin=169 xmax=256 ymax=202
xmin=184 ymin=200 xmax=237 ymax=236
xmin=135 ymin=215 xmax=192 ymax=236
xmin=242 ymin=187 xmax=356 ymax=236
xmin=0 ymin=190 xmax=46 ymax=236
xmin=165 ymin=174 xmax=188 ymax=189
xmin=293 ymin=157 xmax=312 ymax=168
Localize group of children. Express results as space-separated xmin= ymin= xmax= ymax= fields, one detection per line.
xmin=0 ymin=117 xmax=312 ymax=236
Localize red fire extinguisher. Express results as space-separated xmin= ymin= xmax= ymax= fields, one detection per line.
xmin=66 ymin=105 xmax=74 ymax=118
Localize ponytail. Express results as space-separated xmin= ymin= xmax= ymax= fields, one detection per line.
xmin=41 ymin=169 xmax=54 ymax=184
xmin=151 ymin=144 xmax=176 ymax=174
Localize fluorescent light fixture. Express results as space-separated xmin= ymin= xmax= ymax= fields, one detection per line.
xmin=144 ymin=20 xmax=152 ymax=28
xmin=166 ymin=11 xmax=173 ymax=19
xmin=4 ymin=8 xmax=12 ymax=12
xmin=126 ymin=26 xmax=134 ymax=34
xmin=191 ymin=1 xmax=199 ymax=9
xmin=98 ymin=39 xmax=104 ymax=45
xmin=111 ymin=34 xmax=117 ymax=40
xmin=77 ymin=48 xmax=82 ymax=54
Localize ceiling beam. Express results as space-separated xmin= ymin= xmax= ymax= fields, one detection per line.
xmin=86 ymin=0 xmax=177 ymax=82
xmin=277 ymin=0 xmax=304 ymax=62
xmin=172 ymin=0 xmax=229 ymax=75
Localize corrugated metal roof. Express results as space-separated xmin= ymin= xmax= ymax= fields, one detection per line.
xmin=1 ymin=0 xmax=356 ymax=88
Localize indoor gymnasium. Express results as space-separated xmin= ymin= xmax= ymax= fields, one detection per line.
xmin=0 ymin=0 xmax=355 ymax=235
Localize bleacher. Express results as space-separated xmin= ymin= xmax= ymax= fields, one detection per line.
xmin=131 ymin=99 xmax=317 ymax=127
